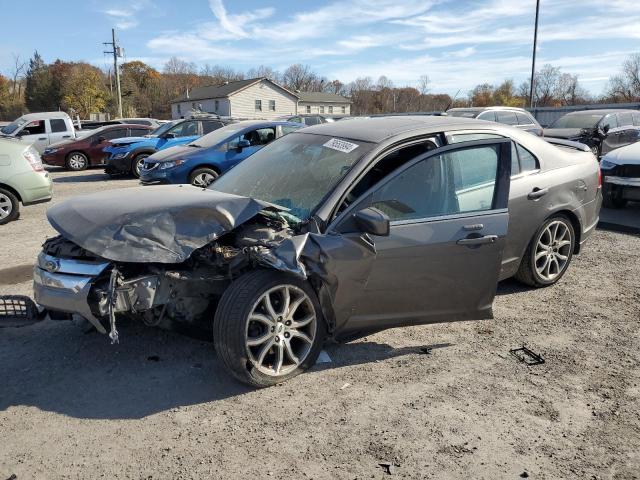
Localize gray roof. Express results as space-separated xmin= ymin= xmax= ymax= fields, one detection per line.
xmin=172 ymin=78 xmax=295 ymax=103
xmin=296 ymin=91 xmax=351 ymax=103
xmin=564 ymin=109 xmax=637 ymax=116
xmin=299 ymin=115 xmax=483 ymax=143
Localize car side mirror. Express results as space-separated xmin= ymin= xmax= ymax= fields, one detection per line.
xmin=353 ymin=207 xmax=390 ymax=237
xmin=97 ymin=136 xmax=106 ymax=143
xmin=602 ymin=124 xmax=610 ymax=134
xmin=16 ymin=130 xmax=27 ymax=137
xmin=236 ymin=139 xmax=251 ymax=151
xmin=160 ymin=132 xmax=176 ymax=139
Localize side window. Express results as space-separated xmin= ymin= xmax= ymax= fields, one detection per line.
xmin=255 ymin=100 xmax=262 ymax=112
xmin=305 ymin=116 xmax=321 ymax=126
xmin=21 ymin=120 xmax=46 ymax=135
xmin=202 ymin=121 xmax=223 ymax=134
xmin=269 ymin=100 xmax=276 ymax=111
xmin=369 ymin=145 xmax=499 ymax=221
xmin=477 ymin=111 xmax=496 ymax=122
xmin=516 ymin=144 xmax=539 ymax=172
xmin=229 ymin=128 xmax=276 ymax=149
xmin=341 ymin=106 xmax=346 ymax=114
xmin=510 ymin=143 xmax=520 ymax=176
xmin=281 ymin=125 xmax=301 ymax=135
xmin=169 ymin=121 xmax=199 ymax=137
xmin=496 ymin=111 xmax=518 ymax=125
xmin=306 ymin=106 xmax=311 ymax=114
xmin=446 ymin=132 xmax=503 ymax=144
xmin=102 ymin=129 xmax=126 ymax=140
xmin=289 ymin=116 xmax=301 ymax=123
xmin=617 ymin=112 xmax=633 ymax=127
xmin=516 ymin=112 xmax=533 ymax=125
xmin=601 ymin=114 xmax=617 ymax=130
xmin=130 ymin=128 xmax=150 ymax=136
xmin=319 ymin=106 xmax=325 ymax=114
xmin=328 ymin=106 xmax=334 ymax=114
xmin=50 ymin=119 xmax=68 ymax=133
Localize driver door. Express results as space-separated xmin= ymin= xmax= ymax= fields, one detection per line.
xmin=17 ymin=120 xmax=49 ymax=153
xmin=335 ymin=139 xmax=512 ymax=331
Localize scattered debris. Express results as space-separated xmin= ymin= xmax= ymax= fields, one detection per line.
xmin=316 ymin=350 xmax=332 ymax=364
xmin=147 ymin=355 xmax=160 ymax=362
xmin=420 ymin=347 xmax=432 ymax=355
xmin=520 ymin=472 xmax=529 ymax=478
xmin=510 ymin=346 xmax=545 ymax=366
xmin=378 ymin=462 xmax=396 ymax=475
xmin=6 ymin=474 xmax=17 ymax=480
xmin=0 ymin=295 xmax=41 ymax=327
xmin=340 ymin=383 xmax=350 ymax=390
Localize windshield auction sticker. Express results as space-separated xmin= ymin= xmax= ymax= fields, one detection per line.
xmin=323 ymin=138 xmax=359 ymax=153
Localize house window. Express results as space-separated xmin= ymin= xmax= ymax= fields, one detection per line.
xmin=319 ymin=106 xmax=325 ymax=114
xmin=177 ymin=104 xmax=181 ymax=114
xmin=215 ymin=100 xmax=219 ymax=112
xmin=341 ymin=106 xmax=346 ymax=114
xmin=306 ymin=105 xmax=311 ymax=114
xmin=328 ymin=106 xmax=333 ymax=114
xmin=269 ymin=100 xmax=276 ymax=111
xmin=255 ymin=100 xmax=262 ymax=111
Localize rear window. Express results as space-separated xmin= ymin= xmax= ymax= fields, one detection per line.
xmin=202 ymin=120 xmax=224 ymax=134
xmin=496 ymin=111 xmax=518 ymax=125
xmin=617 ymin=112 xmax=633 ymax=127
xmin=516 ymin=112 xmax=534 ymax=125
xmin=50 ymin=118 xmax=68 ymax=133
xmin=516 ymin=144 xmax=539 ymax=172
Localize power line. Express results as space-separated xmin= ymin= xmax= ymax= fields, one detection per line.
xmin=103 ymin=28 xmax=123 ymax=118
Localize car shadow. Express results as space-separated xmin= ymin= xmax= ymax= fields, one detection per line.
xmin=0 ymin=319 xmax=453 ymax=420
xmin=495 ymin=278 xmax=532 ymax=296
xmin=52 ymin=173 xmax=132 ymax=183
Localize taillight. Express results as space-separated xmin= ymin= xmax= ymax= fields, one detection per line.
xmin=598 ymin=165 xmax=602 ymax=187
xmin=23 ymin=147 xmax=44 ymax=172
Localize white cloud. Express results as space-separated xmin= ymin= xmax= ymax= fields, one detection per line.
xmin=102 ymin=0 xmax=153 ymax=30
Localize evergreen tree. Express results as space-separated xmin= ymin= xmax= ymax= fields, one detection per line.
xmin=24 ymin=51 xmax=56 ymax=112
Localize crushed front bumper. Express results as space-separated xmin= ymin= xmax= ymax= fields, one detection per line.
xmin=33 ymin=253 xmax=110 ymax=333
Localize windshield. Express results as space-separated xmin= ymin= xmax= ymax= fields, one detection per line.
xmin=0 ymin=118 xmax=28 ymax=135
xmin=189 ymin=123 xmax=246 ymax=148
xmin=210 ymin=133 xmax=373 ymax=220
xmin=150 ymin=122 xmax=175 ymax=137
xmin=550 ymin=114 xmax=602 ymax=129
xmin=447 ymin=110 xmax=479 ymax=118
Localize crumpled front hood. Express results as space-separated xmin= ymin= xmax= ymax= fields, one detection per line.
xmin=46 ymin=185 xmax=281 ymax=263
xmin=111 ymin=136 xmax=153 ymax=146
xmin=544 ymin=128 xmax=583 ymax=139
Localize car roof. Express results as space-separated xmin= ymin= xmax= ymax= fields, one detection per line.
xmin=18 ymin=112 xmax=72 ymax=120
xmin=564 ymin=109 xmax=637 ymax=116
xmin=448 ymin=106 xmax=528 ymax=113
xmin=298 ymin=115 xmax=484 ymax=143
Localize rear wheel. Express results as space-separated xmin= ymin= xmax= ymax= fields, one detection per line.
xmin=189 ymin=167 xmax=219 ymax=187
xmin=132 ymin=153 xmax=149 ymax=178
xmin=214 ymin=270 xmax=326 ymax=387
xmin=515 ymin=215 xmax=575 ymax=287
xmin=0 ymin=188 xmax=19 ymax=225
xmin=66 ymin=152 xmax=88 ymax=171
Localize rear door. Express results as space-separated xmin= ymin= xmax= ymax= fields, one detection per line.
xmin=600 ymin=114 xmax=620 ymax=154
xmin=335 ymin=139 xmax=512 ymax=331
xmin=89 ymin=128 xmax=129 ymax=164
xmin=48 ymin=117 xmax=73 ymax=144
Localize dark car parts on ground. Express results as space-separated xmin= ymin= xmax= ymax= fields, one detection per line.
xmin=103 ymin=118 xmax=232 ymax=178
xmin=140 ymin=121 xmax=304 ymax=187
xmin=33 ymin=116 xmax=601 ymax=387
xmin=600 ymin=141 xmax=640 ymax=208
xmin=41 ymin=124 xmax=154 ymax=171
xmin=447 ymin=107 xmax=543 ymax=136
xmin=544 ymin=109 xmax=640 ymax=157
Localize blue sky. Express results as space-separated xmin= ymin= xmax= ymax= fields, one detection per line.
xmin=1 ymin=0 xmax=639 ymax=96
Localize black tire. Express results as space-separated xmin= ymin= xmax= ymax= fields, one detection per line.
xmin=515 ymin=214 xmax=575 ymax=288
xmin=131 ymin=153 xmax=150 ymax=178
xmin=214 ymin=270 xmax=326 ymax=388
xmin=189 ymin=167 xmax=219 ymax=187
xmin=66 ymin=151 xmax=89 ymax=171
xmin=0 ymin=187 xmax=20 ymax=225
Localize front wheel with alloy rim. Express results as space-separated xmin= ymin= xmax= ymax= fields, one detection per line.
xmin=214 ymin=270 xmax=326 ymax=387
xmin=0 ymin=188 xmax=20 ymax=225
xmin=515 ymin=215 xmax=575 ymax=287
xmin=132 ymin=153 xmax=149 ymax=178
xmin=66 ymin=152 xmax=88 ymax=171
xmin=189 ymin=167 xmax=219 ymax=187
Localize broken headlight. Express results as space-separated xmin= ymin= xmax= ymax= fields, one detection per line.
xmin=159 ymin=160 xmax=184 ymax=170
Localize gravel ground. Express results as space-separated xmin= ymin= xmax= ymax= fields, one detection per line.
xmin=1 ymin=168 xmax=639 ymax=479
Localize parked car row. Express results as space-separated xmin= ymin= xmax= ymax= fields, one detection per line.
xmin=33 ymin=115 xmax=602 ymax=387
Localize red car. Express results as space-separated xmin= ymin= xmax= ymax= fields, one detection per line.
xmin=41 ymin=124 xmax=153 ymax=171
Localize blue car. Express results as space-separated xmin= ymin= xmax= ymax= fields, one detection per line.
xmin=140 ymin=121 xmax=304 ymax=187
xmin=104 ymin=118 xmax=231 ymax=178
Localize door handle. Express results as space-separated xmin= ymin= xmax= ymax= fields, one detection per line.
xmin=62 ymin=135 xmax=71 ymax=138
xmin=528 ymin=187 xmax=548 ymax=200
xmin=457 ymin=235 xmax=498 ymax=246
xmin=38 ymin=137 xmax=47 ymax=140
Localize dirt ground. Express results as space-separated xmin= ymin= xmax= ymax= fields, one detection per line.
xmin=1 ymin=168 xmax=639 ymax=479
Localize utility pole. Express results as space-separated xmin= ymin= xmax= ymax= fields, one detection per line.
xmin=104 ymin=28 xmax=123 ymax=118
xmin=529 ymin=0 xmax=540 ymax=108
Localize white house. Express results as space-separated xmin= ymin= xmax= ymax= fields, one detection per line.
xmin=170 ymin=78 xmax=352 ymax=119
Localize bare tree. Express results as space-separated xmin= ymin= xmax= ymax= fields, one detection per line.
xmin=418 ymin=75 xmax=430 ymax=95
xmin=163 ymin=57 xmax=197 ymax=75
xmin=246 ymin=65 xmax=281 ymax=83
xmin=534 ymin=64 xmax=561 ymax=106
xmin=282 ymin=64 xmax=317 ymax=91
xmin=607 ymin=53 xmax=640 ymax=102
xmin=10 ymin=53 xmax=27 ymax=100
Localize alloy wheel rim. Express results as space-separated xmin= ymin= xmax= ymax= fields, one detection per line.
xmin=534 ymin=220 xmax=572 ymax=281
xmin=136 ymin=155 xmax=148 ymax=175
xmin=192 ymin=172 xmax=216 ymax=187
xmin=0 ymin=193 xmax=12 ymax=219
xmin=245 ymin=285 xmax=316 ymax=377
xmin=69 ymin=154 xmax=86 ymax=169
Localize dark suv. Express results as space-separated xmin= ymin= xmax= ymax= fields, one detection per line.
xmin=544 ymin=109 xmax=640 ymax=157
xmin=447 ymin=107 xmax=543 ymax=136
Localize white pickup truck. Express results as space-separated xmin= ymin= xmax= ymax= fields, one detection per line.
xmin=0 ymin=112 xmax=76 ymax=154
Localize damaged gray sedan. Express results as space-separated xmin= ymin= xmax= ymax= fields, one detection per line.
xmin=33 ymin=116 xmax=601 ymax=387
